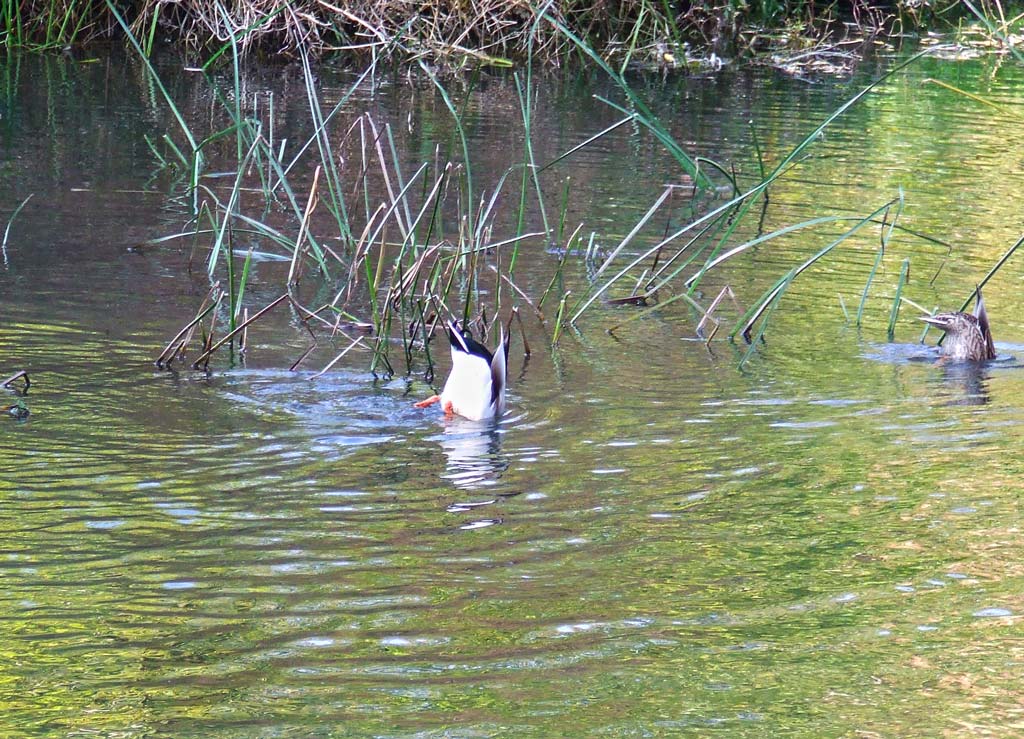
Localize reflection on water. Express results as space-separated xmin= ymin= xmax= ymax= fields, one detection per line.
xmin=5 ymin=50 xmax=1024 ymax=737
xmin=868 ymin=341 xmax=1024 ymax=406
xmin=865 ymin=341 xmax=995 ymax=404
xmin=433 ymin=418 xmax=510 ymax=490
xmin=935 ymin=359 xmax=991 ymax=406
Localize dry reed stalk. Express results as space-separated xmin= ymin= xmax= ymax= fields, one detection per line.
xmin=388 ymin=243 xmax=443 ymax=308
xmin=291 ymin=302 xmax=337 ymax=330
xmin=1 ymin=370 xmax=29 ymax=389
xmin=696 ymin=285 xmax=740 ymax=339
xmin=343 ymin=203 xmax=389 ymax=302
xmin=510 ymin=307 xmax=530 ymax=357
xmin=312 ymin=335 xmax=366 ymax=379
xmin=492 ymin=266 xmax=541 ymax=319
xmin=365 ymin=117 xmax=411 ymax=240
xmin=196 ymin=291 xmax=225 ymax=371
xmin=288 ymin=165 xmax=322 ymax=285
xmin=240 ymin=307 xmax=249 ymax=355
xmin=290 ymin=343 xmax=319 ymax=371
xmin=191 ymin=293 xmax=290 ymax=367
xmin=316 ymin=0 xmax=393 ymax=51
xmin=288 ymin=319 xmax=323 ymax=371
xmin=155 ymin=284 xmax=222 ymax=367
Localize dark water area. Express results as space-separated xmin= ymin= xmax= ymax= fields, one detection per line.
xmin=3 ymin=47 xmax=1024 ymax=736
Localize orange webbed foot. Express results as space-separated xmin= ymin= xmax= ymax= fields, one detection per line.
xmin=442 ymin=400 xmax=455 ymax=418
xmin=414 ymin=394 xmax=441 ymax=409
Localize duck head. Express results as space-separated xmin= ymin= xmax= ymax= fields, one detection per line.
xmin=920 ymin=290 xmax=996 ymax=362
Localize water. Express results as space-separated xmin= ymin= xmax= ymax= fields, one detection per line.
xmin=3 ymin=48 xmax=1024 ymax=736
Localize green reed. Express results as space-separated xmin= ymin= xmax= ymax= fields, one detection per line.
xmin=732 ymin=198 xmax=902 ymax=343
xmin=856 ymin=190 xmax=903 ymax=327
xmin=420 ymin=61 xmax=476 ymax=241
xmin=2 ymin=0 xmax=91 ymax=51
xmin=543 ymin=11 xmax=709 ymax=187
xmin=93 ymin=6 xmax=996 ymax=381
xmin=887 ymin=258 xmax=911 ymax=342
xmin=554 ymin=40 xmax=948 ymax=364
xmin=513 ymin=64 xmax=551 ymax=258
xmin=857 ymin=243 xmax=886 ymax=329
xmin=955 ymin=231 xmax=1024 ymax=313
xmin=299 ymin=48 xmax=353 ymax=245
xmin=105 ymin=0 xmax=207 ymax=211
xmin=739 ymin=267 xmax=795 ymax=369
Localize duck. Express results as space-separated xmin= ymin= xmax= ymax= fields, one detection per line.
xmin=4 ymin=401 xmax=28 ymax=419
xmin=920 ymin=289 xmax=996 ymax=362
xmin=414 ymin=320 xmax=510 ymax=421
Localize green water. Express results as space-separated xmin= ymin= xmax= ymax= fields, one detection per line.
xmin=2 ymin=49 xmax=1024 ymax=736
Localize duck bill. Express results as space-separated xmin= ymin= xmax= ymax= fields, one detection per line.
xmin=919 ymin=315 xmax=952 ymax=331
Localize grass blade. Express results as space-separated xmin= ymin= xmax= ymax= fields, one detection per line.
xmin=887 ymin=258 xmax=910 ymax=341
xmin=731 ymin=197 xmax=900 ymax=341
xmin=2 ymin=193 xmax=32 ymax=266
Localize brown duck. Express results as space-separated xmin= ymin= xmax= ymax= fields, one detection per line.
xmin=920 ymin=290 xmax=996 ymax=362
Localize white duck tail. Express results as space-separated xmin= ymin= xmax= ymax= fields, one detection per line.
xmin=439 ymin=320 xmax=510 ymax=421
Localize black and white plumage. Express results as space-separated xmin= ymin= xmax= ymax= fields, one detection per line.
xmin=416 ymin=320 xmax=510 ymax=421
xmin=920 ymin=290 xmax=996 ymax=362
xmin=442 ymin=321 xmax=510 ymax=420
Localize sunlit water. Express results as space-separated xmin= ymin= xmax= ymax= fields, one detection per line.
xmin=3 ymin=48 xmax=1024 ymax=736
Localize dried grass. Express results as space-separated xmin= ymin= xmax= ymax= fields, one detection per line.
xmin=6 ymin=0 xmax=956 ymax=67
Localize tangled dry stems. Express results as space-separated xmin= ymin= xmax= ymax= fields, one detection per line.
xmin=5 ymin=0 xmax=959 ymax=67
xmin=123 ymin=0 xmax=912 ymax=65
xmin=128 ymin=0 xmax=577 ymax=63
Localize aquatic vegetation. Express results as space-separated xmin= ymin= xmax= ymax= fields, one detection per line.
xmin=564 ymin=41 xmax=980 ymax=364
xmin=1 ymin=370 xmax=29 ymax=390
xmin=964 ymin=232 xmax=1024 ymax=307
xmin=1 ymin=0 xmax=101 ymax=50
xmin=957 ymin=0 xmax=1024 ymax=65
xmin=134 ymin=29 xmax=552 ymax=377
xmin=2 ymin=193 xmax=31 ymax=269
xmin=94 ymin=0 xmax=1024 ymax=379
xmin=2 ymin=0 xmax=971 ymax=67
